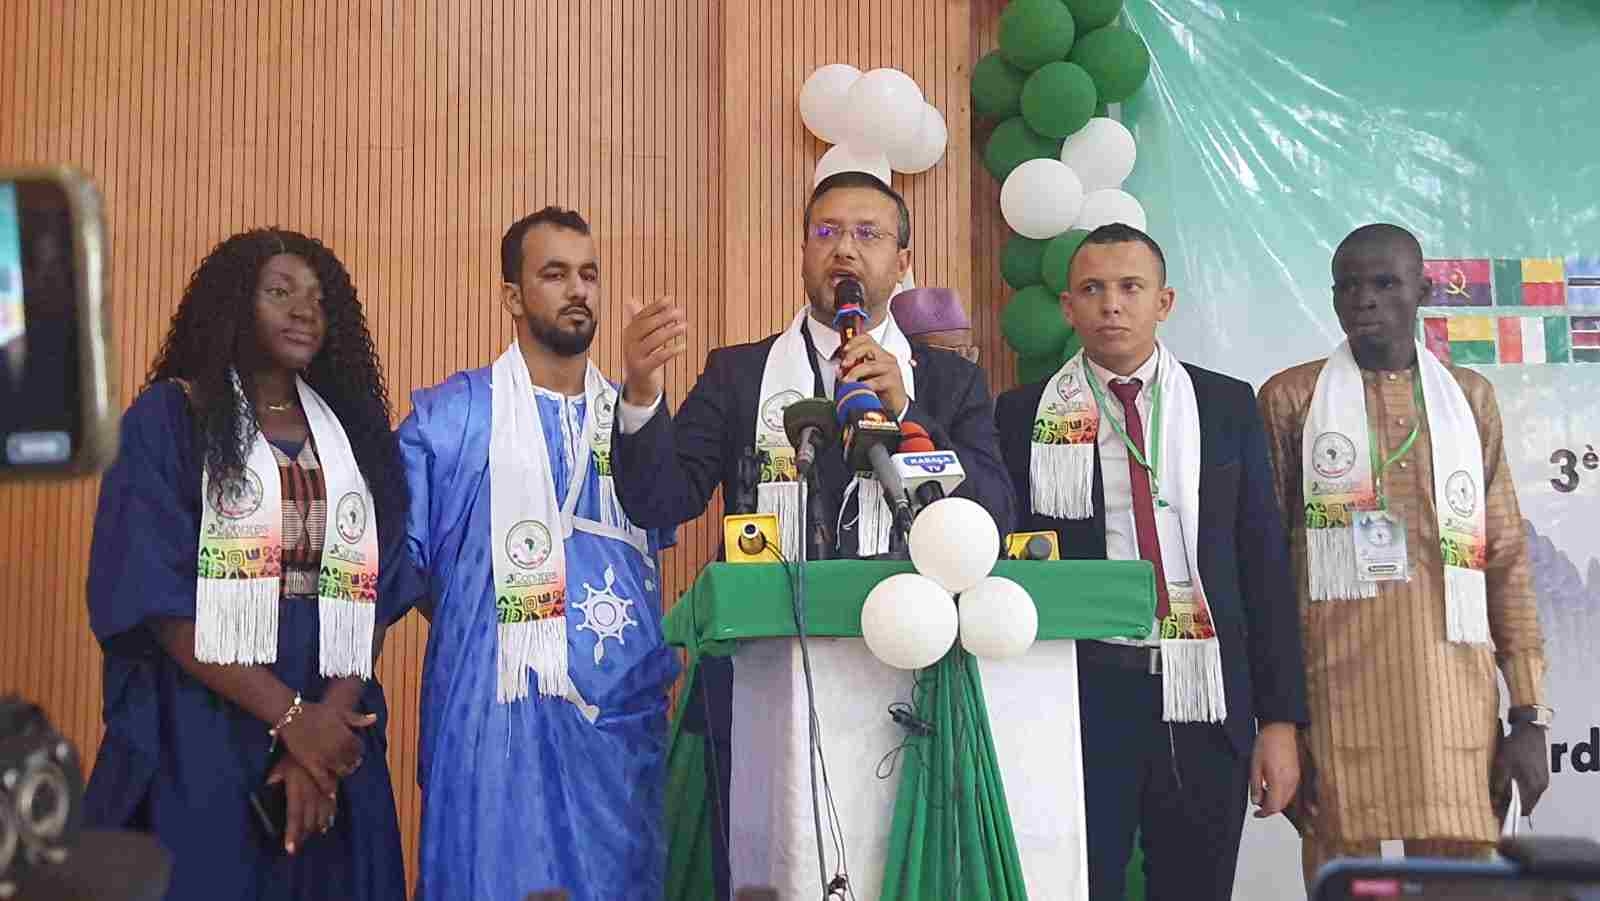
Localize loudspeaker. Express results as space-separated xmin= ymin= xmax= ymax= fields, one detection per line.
xmin=1005 ymin=530 xmax=1060 ymax=561
xmin=723 ymin=513 xmax=782 ymax=563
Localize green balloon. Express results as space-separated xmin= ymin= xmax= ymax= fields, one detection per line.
xmin=1001 ymin=285 xmax=1070 ymax=358
xmin=1016 ymin=350 xmax=1063 ymax=385
xmin=972 ymin=51 xmax=1028 ymax=120
xmin=1064 ymin=0 xmax=1123 ymax=31
xmin=983 ymin=117 xmax=1059 ymax=182
xmin=1069 ymin=26 xmax=1152 ymax=104
xmin=998 ymin=0 xmax=1076 ymax=72
xmin=1021 ymin=62 xmax=1098 ymax=139
xmin=1001 ymin=234 xmax=1048 ymax=289
xmin=1041 ymin=229 xmax=1090 ymax=294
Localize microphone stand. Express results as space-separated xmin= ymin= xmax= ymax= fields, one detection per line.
xmin=803 ymin=467 xmax=832 ymax=562
xmin=885 ymin=505 xmax=912 ymax=559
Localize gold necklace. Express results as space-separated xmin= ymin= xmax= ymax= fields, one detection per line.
xmin=262 ymin=399 xmax=297 ymax=413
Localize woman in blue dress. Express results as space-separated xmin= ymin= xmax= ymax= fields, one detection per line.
xmin=83 ymin=228 xmax=419 ymax=900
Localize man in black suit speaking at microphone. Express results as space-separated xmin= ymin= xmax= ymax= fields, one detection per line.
xmin=609 ymin=170 xmax=1013 ymax=897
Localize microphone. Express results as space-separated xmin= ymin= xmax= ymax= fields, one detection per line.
xmin=891 ymin=421 xmax=966 ymax=511
xmin=782 ymin=398 xmax=838 ymax=479
xmin=731 ymin=446 xmax=760 ymax=515
xmin=833 ymin=277 xmax=867 ymax=343
xmin=834 ymin=378 xmax=911 ymax=536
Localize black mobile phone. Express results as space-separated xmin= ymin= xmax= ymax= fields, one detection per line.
xmin=0 ymin=166 xmax=116 ymax=481
xmin=1313 ymin=855 xmax=1600 ymax=900
xmin=247 ymin=779 xmax=289 ymax=849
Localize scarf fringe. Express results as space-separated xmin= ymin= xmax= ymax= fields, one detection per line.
xmin=1444 ymin=566 xmax=1490 ymax=644
xmin=1031 ymin=442 xmax=1095 ymax=520
xmin=195 ymin=577 xmax=279 ymax=665
xmin=317 ymin=596 xmax=376 ymax=679
xmin=1307 ymin=527 xmax=1376 ymax=602
xmin=497 ymin=617 xmax=571 ymax=704
xmin=758 ymin=482 xmax=802 ymax=562
xmin=1160 ymin=638 xmax=1228 ymax=723
xmin=855 ymin=477 xmax=893 ymax=557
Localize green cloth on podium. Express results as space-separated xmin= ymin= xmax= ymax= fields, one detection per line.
xmin=661 ymin=559 xmax=1156 ymax=901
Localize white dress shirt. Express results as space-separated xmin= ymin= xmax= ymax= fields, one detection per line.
xmin=1085 ymin=349 xmax=1162 ymax=645
xmin=616 ymin=314 xmax=899 ymax=434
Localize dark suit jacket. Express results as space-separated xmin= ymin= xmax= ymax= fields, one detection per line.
xmin=612 ymin=334 xmax=1016 ymax=555
xmin=994 ymin=362 xmax=1307 ymax=753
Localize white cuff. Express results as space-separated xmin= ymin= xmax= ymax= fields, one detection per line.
xmin=617 ymin=392 xmax=663 ymax=435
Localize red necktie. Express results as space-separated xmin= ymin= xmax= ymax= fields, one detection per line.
xmin=1108 ymin=379 xmax=1170 ymax=621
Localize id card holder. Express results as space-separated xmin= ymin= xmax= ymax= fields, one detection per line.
xmin=1353 ymin=508 xmax=1409 ymax=582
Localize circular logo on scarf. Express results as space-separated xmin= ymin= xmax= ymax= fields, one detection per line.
xmin=507 ymin=520 xmax=553 ymax=570
xmin=1311 ymin=432 xmax=1357 ymax=479
xmin=1446 ymin=470 xmax=1477 ymax=517
xmin=595 ymin=395 xmax=615 ymax=430
xmin=760 ymin=389 xmax=804 ymax=432
xmin=208 ymin=468 xmax=264 ymax=520
xmin=335 ymin=492 xmax=367 ymax=543
xmin=1056 ymin=377 xmax=1084 ymax=403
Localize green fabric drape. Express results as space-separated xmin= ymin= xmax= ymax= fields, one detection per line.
xmin=878 ymin=648 xmax=1028 ymax=899
xmin=662 ymin=560 xmax=1155 ymax=901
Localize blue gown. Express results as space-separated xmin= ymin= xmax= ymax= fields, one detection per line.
xmin=83 ymin=382 xmax=417 ymax=901
xmin=400 ymin=368 xmax=681 ymax=901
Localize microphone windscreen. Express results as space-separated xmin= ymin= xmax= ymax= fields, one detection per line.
xmin=834 ymin=379 xmax=883 ymax=426
xmin=834 ymin=278 xmax=865 ymax=310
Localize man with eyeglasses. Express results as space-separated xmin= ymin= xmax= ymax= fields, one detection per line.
xmin=609 ymin=170 xmax=1014 ymax=899
xmin=892 ymin=286 xmax=980 ymax=364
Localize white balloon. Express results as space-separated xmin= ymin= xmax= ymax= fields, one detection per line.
xmin=886 ymin=103 xmax=948 ymax=174
xmin=1059 ymin=117 xmax=1137 ymax=191
xmin=1000 ymin=159 xmax=1085 ymax=240
xmin=1075 ymin=188 xmax=1148 ymax=231
xmin=840 ymin=68 xmax=925 ymax=155
xmin=799 ymin=63 xmax=862 ymax=145
xmin=958 ymin=577 xmax=1039 ymax=660
xmin=813 ymin=144 xmax=892 ymax=187
xmin=909 ymin=497 xmax=1001 ymax=594
xmin=860 ymin=572 xmax=958 ymax=670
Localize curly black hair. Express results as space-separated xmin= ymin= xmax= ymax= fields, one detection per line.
xmin=146 ymin=228 xmax=406 ymax=528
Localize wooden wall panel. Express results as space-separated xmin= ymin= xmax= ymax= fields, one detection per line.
xmin=0 ymin=0 xmax=989 ymax=890
xmin=721 ymin=1 xmax=973 ymax=345
xmin=971 ymin=0 xmax=1018 ymax=393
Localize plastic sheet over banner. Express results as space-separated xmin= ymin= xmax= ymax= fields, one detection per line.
xmin=1116 ymin=1 xmax=1600 ymax=897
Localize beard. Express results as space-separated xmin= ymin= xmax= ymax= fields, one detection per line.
xmin=528 ymin=309 xmax=597 ymax=356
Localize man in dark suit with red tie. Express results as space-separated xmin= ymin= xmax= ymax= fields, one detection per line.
xmin=994 ymin=224 xmax=1307 ymax=901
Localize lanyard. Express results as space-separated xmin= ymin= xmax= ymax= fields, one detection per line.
xmin=1083 ymin=356 xmax=1166 ymax=502
xmin=1369 ymin=373 xmax=1425 ymax=504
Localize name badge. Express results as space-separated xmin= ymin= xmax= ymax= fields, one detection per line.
xmin=1353 ymin=509 xmax=1409 ymax=583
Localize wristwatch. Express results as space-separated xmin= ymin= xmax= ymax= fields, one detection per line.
xmin=1509 ymin=704 xmax=1554 ymax=728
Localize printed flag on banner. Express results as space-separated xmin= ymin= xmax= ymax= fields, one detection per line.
xmin=1446 ymin=315 xmax=1496 ymax=364
xmin=1568 ymin=256 xmax=1600 ymax=309
xmin=1571 ymin=316 xmax=1600 ymax=363
xmin=1496 ymin=315 xmax=1570 ymax=364
xmin=1494 ymin=257 xmax=1566 ymax=307
xmin=1423 ymin=315 xmax=1497 ymax=364
xmin=1424 ymin=259 xmax=1492 ymax=306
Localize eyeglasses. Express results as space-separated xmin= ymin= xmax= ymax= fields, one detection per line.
xmin=809 ymin=222 xmax=897 ymax=247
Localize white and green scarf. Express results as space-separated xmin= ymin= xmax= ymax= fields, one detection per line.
xmin=195 ymin=375 xmax=379 ymax=678
xmin=1303 ymin=340 xmax=1488 ymax=643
